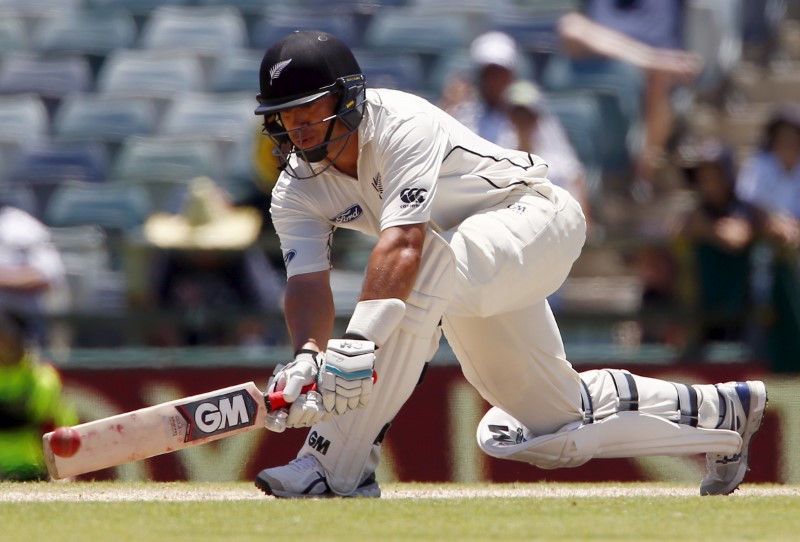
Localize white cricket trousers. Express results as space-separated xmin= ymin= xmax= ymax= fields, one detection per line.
xmin=441 ymin=183 xmax=587 ymax=435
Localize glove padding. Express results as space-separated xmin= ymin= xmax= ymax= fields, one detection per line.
xmin=265 ymin=390 xmax=330 ymax=432
xmin=264 ymin=350 xmax=322 ymax=432
xmin=318 ymin=338 xmax=376 ymax=415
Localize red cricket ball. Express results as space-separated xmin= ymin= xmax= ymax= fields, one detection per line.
xmin=50 ymin=426 xmax=81 ymax=458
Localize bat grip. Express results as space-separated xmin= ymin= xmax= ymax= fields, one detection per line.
xmin=265 ymin=383 xmax=316 ymax=412
xmin=264 ymin=371 xmax=378 ymax=412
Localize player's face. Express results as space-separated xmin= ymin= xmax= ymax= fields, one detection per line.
xmin=279 ymin=94 xmax=339 ymax=150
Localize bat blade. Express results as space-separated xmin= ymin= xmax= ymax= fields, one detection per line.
xmin=42 ymin=381 xmax=267 ymax=480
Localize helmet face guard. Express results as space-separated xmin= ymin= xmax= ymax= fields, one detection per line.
xmin=258 ymin=74 xmax=366 ymax=179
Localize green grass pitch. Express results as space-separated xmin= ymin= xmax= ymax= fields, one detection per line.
xmin=2 ymin=482 xmax=799 ymax=541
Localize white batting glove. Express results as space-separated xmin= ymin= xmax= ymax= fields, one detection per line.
xmin=285 ymin=391 xmax=330 ymax=428
xmin=264 ymin=351 xmax=322 ymax=432
xmin=319 ymin=338 xmax=375 ymax=415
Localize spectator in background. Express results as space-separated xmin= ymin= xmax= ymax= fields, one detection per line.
xmin=735 ymin=104 xmax=800 ymax=372
xmin=442 ymin=31 xmax=593 ymax=229
xmin=736 ymin=104 xmax=800 ymax=246
xmin=0 ymin=199 xmax=65 ymax=347
xmin=143 ymin=177 xmax=285 ymax=347
xmin=0 ymin=310 xmax=78 ymax=481
xmin=675 ymin=138 xmax=762 ymax=354
xmin=557 ymin=0 xmax=702 ymax=198
xmin=504 ymin=80 xmax=593 ymax=231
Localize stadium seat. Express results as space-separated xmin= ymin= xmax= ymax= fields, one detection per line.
xmin=540 ymin=55 xmax=643 ymax=171
xmin=0 ymin=94 xmax=49 ymax=181
xmin=0 ymin=53 xmax=92 ymax=115
xmin=44 ymin=180 xmax=151 ymax=231
xmin=53 ymin=93 xmax=159 ymax=146
xmin=209 ymin=48 xmax=262 ymax=93
xmin=250 ymin=6 xmax=361 ymax=50
xmin=138 ymin=6 xmax=248 ymax=59
xmin=0 ymin=182 xmax=38 ymax=217
xmin=0 ymin=11 xmax=29 ymax=52
xmin=84 ymin=0 xmax=190 ymax=17
xmin=31 ymin=10 xmax=137 ymax=75
xmin=0 ymin=0 xmax=81 ymax=16
xmin=96 ymin=49 xmax=206 ymax=96
xmin=8 ymin=140 xmax=111 ymax=212
xmin=361 ymin=7 xmax=475 ymax=55
xmin=353 ymin=50 xmax=425 ymax=92
xmin=9 ymin=140 xmax=110 ymax=185
xmin=111 ymin=135 xmax=225 ymax=210
xmin=545 ymin=90 xmax=605 ymax=198
xmin=159 ymin=92 xmax=257 ymax=191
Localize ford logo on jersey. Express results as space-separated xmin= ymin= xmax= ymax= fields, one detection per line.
xmin=332 ymin=204 xmax=363 ymax=223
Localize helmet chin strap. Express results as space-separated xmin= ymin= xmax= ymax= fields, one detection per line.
xmin=298 ymin=117 xmax=338 ymax=163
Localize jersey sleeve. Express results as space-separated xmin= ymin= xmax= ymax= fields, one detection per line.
xmin=270 ymin=180 xmax=334 ymax=279
xmin=377 ymin=113 xmax=449 ymax=230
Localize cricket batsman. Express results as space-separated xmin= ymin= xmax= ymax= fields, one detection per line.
xmin=252 ymin=31 xmax=767 ymax=498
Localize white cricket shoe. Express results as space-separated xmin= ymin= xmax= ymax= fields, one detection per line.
xmin=255 ymin=455 xmax=381 ymax=498
xmin=700 ymin=381 xmax=767 ymax=496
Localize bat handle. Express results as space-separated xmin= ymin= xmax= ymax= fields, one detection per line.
xmin=265 ymin=383 xmax=316 ymax=412
xmin=264 ymin=371 xmax=378 ymax=412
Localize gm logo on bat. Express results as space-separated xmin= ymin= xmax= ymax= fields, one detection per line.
xmin=176 ymin=389 xmax=259 ymax=442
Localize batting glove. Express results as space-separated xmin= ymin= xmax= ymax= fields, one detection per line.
xmin=264 ymin=350 xmax=322 ymax=432
xmin=319 ymin=338 xmax=376 ymax=415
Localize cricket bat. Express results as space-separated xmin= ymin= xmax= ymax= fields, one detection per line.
xmin=42 ymin=381 xmax=300 ymax=480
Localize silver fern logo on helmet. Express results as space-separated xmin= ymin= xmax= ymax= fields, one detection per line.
xmin=269 ymin=59 xmax=292 ymax=86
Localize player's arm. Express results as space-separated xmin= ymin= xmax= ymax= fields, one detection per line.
xmin=284 ymin=269 xmax=334 ymax=354
xmin=359 ymin=222 xmax=427 ymax=302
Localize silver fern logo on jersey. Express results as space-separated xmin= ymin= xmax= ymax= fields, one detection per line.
xmin=269 ymin=59 xmax=292 ymax=85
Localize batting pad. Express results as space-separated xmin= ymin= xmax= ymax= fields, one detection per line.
xmin=298 ymin=229 xmax=456 ymax=495
xmin=477 ymin=407 xmax=742 ymax=470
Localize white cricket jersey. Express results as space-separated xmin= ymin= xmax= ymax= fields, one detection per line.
xmin=270 ymin=88 xmax=552 ymax=278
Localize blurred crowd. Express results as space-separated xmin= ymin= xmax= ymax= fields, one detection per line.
xmin=0 ymin=0 xmax=799 ymax=371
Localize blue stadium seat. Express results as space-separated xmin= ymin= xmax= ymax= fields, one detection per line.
xmin=0 ymin=53 xmax=92 ymax=114
xmin=362 ymin=7 xmax=475 ymax=55
xmin=540 ymin=55 xmax=643 ymax=171
xmin=32 ymin=10 xmax=137 ymax=75
xmin=353 ymin=50 xmax=425 ymax=92
xmin=0 ymin=94 xmax=49 ymax=182
xmin=0 ymin=182 xmax=38 ymax=217
xmin=112 ymin=135 xmax=223 ymax=183
xmin=209 ymin=48 xmax=262 ymax=93
xmin=44 ymin=180 xmax=151 ymax=232
xmin=84 ymin=0 xmax=190 ymax=16
xmin=251 ymin=6 xmax=361 ymax=50
xmin=110 ymin=135 xmax=225 ymax=210
xmin=9 ymin=140 xmax=110 ymax=185
xmin=0 ymin=0 xmax=81 ymax=15
xmin=8 ymin=140 xmax=110 ymax=214
xmin=0 ymin=12 xmax=29 ymax=52
xmin=138 ymin=6 xmax=247 ymax=58
xmin=96 ymin=50 xmax=206 ymax=96
xmin=53 ymin=93 xmax=159 ymax=145
xmin=159 ymin=93 xmax=258 ymax=197
xmin=545 ymin=90 xmax=605 ymax=196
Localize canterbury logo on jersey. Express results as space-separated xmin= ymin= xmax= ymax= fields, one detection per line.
xmin=332 ymin=204 xmax=363 ymax=223
xmin=283 ymin=249 xmax=297 ymax=266
xmin=269 ymin=59 xmax=292 ymax=85
xmin=399 ymin=188 xmax=428 ymax=207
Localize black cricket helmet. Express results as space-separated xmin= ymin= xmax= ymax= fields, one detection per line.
xmin=255 ymin=30 xmax=366 ymax=177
